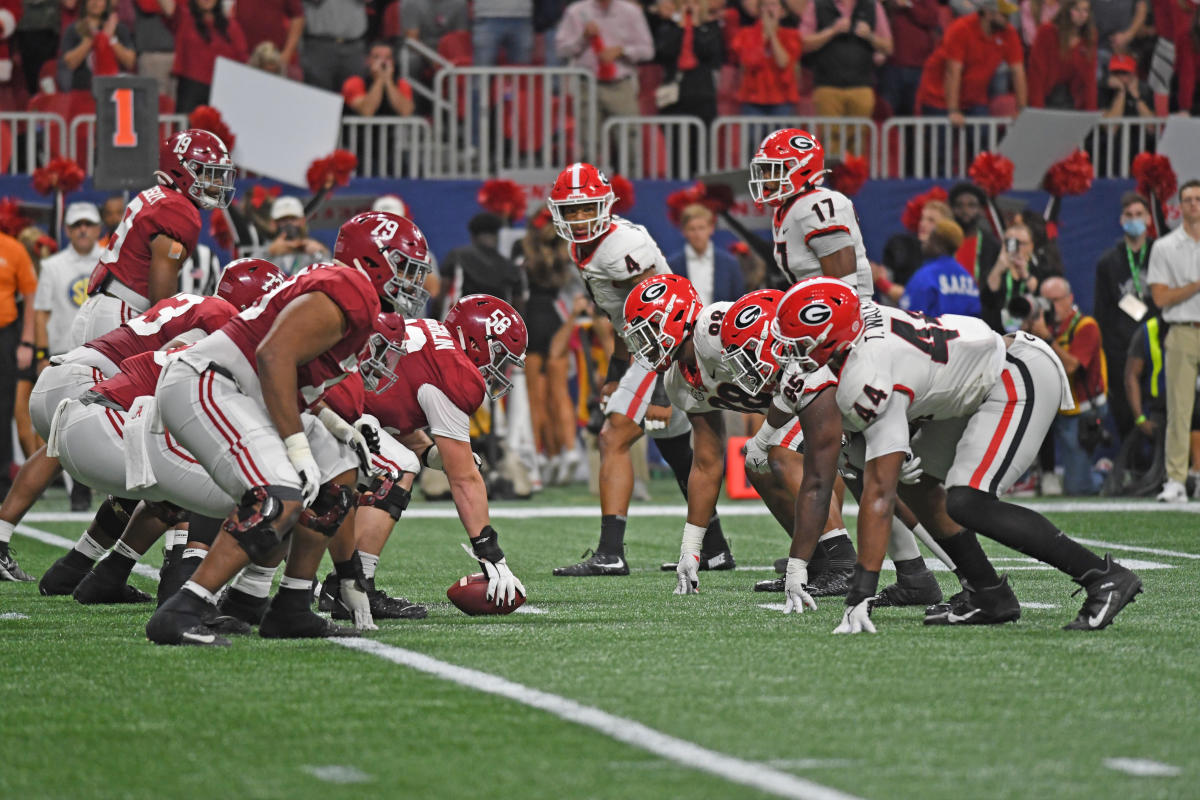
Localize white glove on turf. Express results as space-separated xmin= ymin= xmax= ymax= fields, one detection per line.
xmin=283 ymin=432 xmax=320 ymax=505
xmin=833 ymin=597 xmax=876 ymax=634
xmin=783 ymin=558 xmax=817 ymax=614
xmin=673 ymin=523 xmax=705 ymax=595
xmin=744 ymin=434 xmax=772 ymax=475
xmin=339 ymin=578 xmax=378 ymax=631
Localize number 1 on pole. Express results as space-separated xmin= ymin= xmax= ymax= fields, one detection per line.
xmin=111 ymin=88 xmax=137 ymax=147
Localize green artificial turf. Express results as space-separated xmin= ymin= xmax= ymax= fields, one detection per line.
xmin=1 ymin=481 xmax=1196 ymax=799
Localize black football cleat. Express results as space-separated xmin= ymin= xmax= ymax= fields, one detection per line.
xmin=1064 ymin=555 xmax=1143 ymax=631
xmin=806 ymin=566 xmax=853 ymax=597
xmin=0 ymin=542 xmax=34 ymax=582
xmin=924 ymin=575 xmax=1020 ymax=626
xmin=216 ymin=587 xmax=270 ymax=626
xmin=317 ymin=572 xmax=340 ymax=613
xmin=259 ymin=605 xmax=360 ymax=639
xmin=202 ymin=608 xmax=254 ymax=636
xmin=753 ymin=577 xmax=784 ymax=592
xmin=552 ymin=549 xmax=629 ymax=576
xmin=874 ymin=568 xmax=944 ymax=607
xmin=72 ymin=570 xmax=153 ymax=605
xmin=145 ymin=591 xmax=231 ymax=646
xmin=158 ymin=555 xmax=201 ymax=607
xmin=38 ymin=554 xmax=92 ymax=595
xmin=324 ymin=578 xmax=429 ymax=620
xmin=660 ymin=550 xmax=736 ymax=572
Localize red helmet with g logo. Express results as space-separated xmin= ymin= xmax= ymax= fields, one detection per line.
xmin=719 ymin=289 xmax=784 ymax=395
xmin=335 ymin=211 xmax=432 ymax=315
xmin=158 ymin=129 xmax=236 ymax=210
xmin=771 ymin=277 xmax=862 ymax=371
xmin=360 ymin=312 xmax=408 ymax=394
xmin=749 ymin=129 xmax=826 ymax=207
xmin=216 ymin=257 xmax=285 ymax=311
xmin=622 ymin=274 xmax=702 ymax=372
xmin=548 ymin=162 xmax=615 ymax=243
xmin=444 ymin=294 xmax=528 ymax=399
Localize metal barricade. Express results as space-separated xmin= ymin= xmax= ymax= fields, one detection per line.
xmin=879 ymin=116 xmax=1012 ymax=179
xmin=69 ymin=113 xmax=188 ymax=174
xmin=398 ymin=38 xmax=455 ymax=117
xmin=0 ymin=112 xmax=68 ymax=174
xmin=710 ymin=116 xmax=877 ymax=175
xmin=599 ymin=115 xmax=708 ymax=180
xmin=1085 ymin=116 xmax=1168 ymax=178
xmin=432 ymin=66 xmax=597 ymax=178
xmin=340 ymin=116 xmax=434 ymax=178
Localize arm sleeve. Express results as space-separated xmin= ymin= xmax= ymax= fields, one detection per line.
xmin=1068 ymin=318 xmax=1101 ymax=366
xmin=554 ymin=6 xmax=586 ymax=60
xmin=417 ymin=383 xmax=472 ymax=442
xmin=862 ymin=391 xmax=912 ymax=462
xmin=341 ymin=75 xmax=366 ymax=104
xmin=622 ymin=7 xmax=655 ymax=63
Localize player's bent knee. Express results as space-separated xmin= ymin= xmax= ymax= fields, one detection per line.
xmin=945 ymin=485 xmax=992 ymax=528
xmin=300 ymin=482 xmax=356 ymax=536
xmin=599 ymin=415 xmax=640 ymax=453
xmin=223 ymin=486 xmax=301 ymax=561
xmin=358 ymin=474 xmax=411 ymax=521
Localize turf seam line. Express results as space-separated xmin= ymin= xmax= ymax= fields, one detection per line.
xmin=332 ymin=637 xmax=866 ymax=800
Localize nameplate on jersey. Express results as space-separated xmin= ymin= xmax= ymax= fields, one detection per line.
xmin=92 ymin=76 xmax=160 ymax=191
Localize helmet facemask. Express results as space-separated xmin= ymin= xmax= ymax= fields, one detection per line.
xmin=625 ymin=309 xmax=686 ymax=372
xmin=360 ymin=332 xmax=408 ymax=394
xmin=481 ymin=340 xmax=525 ymax=400
xmin=722 ymin=335 xmax=777 ymax=395
xmin=550 ymin=196 xmax=613 ymax=242
xmin=185 ymin=159 xmax=236 ymax=209
xmin=382 ymin=249 xmax=432 ymax=315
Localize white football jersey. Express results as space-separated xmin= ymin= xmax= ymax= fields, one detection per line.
xmin=772 ymin=186 xmax=872 ymax=295
xmin=835 ymin=302 xmax=1006 ymax=436
xmin=570 ymin=216 xmax=670 ymax=325
xmin=771 ymin=360 xmax=839 ymax=417
xmin=663 ymin=303 xmax=775 ymax=415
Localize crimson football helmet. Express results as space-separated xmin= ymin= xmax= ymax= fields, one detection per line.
xmin=748 ymin=129 xmax=826 ymax=207
xmin=548 ymin=162 xmax=615 ymax=242
xmin=719 ymin=289 xmax=784 ymax=395
xmin=622 ymin=274 xmax=702 ymax=372
xmin=335 ymin=211 xmax=432 ymax=315
xmin=215 ymin=257 xmax=285 ymax=311
xmin=158 ymin=128 xmax=236 ymax=210
xmin=444 ymin=294 xmax=528 ymax=399
xmin=360 ymin=312 xmax=408 ymax=394
xmin=771 ymin=277 xmax=862 ymax=371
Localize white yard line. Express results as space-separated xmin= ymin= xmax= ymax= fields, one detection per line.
xmin=332 ymin=638 xmax=864 ymax=800
xmin=15 ymin=524 xmax=160 ymax=581
xmin=1072 ymin=538 xmax=1200 ymax=560
xmin=1103 ymin=758 xmax=1181 ymax=777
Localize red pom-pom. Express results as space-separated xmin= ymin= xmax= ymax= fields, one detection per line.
xmin=900 ymin=186 xmax=949 ymax=233
xmin=330 ymin=149 xmax=357 ymax=182
xmin=187 ymin=106 xmax=236 ymax=152
xmin=306 ymin=150 xmax=357 ymax=195
xmin=0 ymin=197 xmax=30 ymax=236
xmin=610 ymin=174 xmax=635 ymax=214
xmin=967 ymin=152 xmax=1014 ymax=198
xmin=32 ymin=157 xmax=86 ymax=196
xmin=830 ymin=156 xmax=869 ymax=197
xmin=729 ymin=241 xmax=750 ymax=255
xmin=666 ymin=182 xmax=732 ymax=227
xmin=210 ymin=209 xmax=234 ymax=252
xmin=1043 ymin=150 xmax=1093 ymax=197
xmin=250 ymin=184 xmax=281 ymax=209
xmin=1132 ymin=153 xmax=1177 ymax=208
xmin=477 ymin=179 xmax=527 ymax=222
xmin=531 ymin=206 xmax=553 ymax=229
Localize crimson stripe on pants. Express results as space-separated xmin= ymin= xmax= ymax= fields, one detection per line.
xmin=968 ymin=369 xmax=1019 ymax=490
xmin=198 ymin=371 xmax=268 ymax=486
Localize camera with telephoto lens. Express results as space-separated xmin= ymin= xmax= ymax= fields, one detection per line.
xmin=1007 ymin=293 xmax=1055 ymax=328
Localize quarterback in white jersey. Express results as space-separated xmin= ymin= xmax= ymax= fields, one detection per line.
xmin=749 ymin=128 xmax=872 ymax=294
xmin=774 ymin=277 xmax=1143 ymax=635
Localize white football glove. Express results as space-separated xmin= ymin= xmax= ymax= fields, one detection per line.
xmin=744 ymin=434 xmax=772 ymax=475
xmin=783 ymin=558 xmax=817 ymax=614
xmin=421 ymin=444 xmax=482 ymax=471
xmin=339 ymin=578 xmax=378 ymax=631
xmin=318 ymin=407 xmax=374 ymax=475
xmin=899 ymin=451 xmax=923 ymax=485
xmin=461 ymin=541 xmax=526 ymax=606
xmin=283 ymin=432 xmax=320 ymax=506
xmin=833 ymin=597 xmax=876 ymax=634
xmin=673 ymin=524 xmax=704 ymax=595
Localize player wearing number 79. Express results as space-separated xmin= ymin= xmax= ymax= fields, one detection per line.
xmin=774 ymin=277 xmax=1143 ymax=634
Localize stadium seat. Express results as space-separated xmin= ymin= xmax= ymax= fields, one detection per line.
xmin=29 ymin=90 xmax=95 ymax=164
xmin=437 ymin=31 xmax=473 ymax=66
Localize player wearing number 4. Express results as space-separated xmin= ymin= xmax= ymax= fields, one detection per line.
xmin=547 ymin=163 xmax=735 ymax=576
xmin=71 ymin=129 xmax=235 ymax=348
xmin=774 ymin=277 xmax=1143 ymax=634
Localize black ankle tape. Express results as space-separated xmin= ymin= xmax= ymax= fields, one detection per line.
xmin=845 ymin=564 xmax=880 ymax=605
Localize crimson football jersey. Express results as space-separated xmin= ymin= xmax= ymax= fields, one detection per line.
xmin=219 ymin=263 xmax=380 ymax=408
xmin=88 ymin=186 xmax=202 ymax=299
xmin=86 ymin=293 xmax=237 ymax=366
xmin=95 ymin=350 xmax=168 ymax=411
xmin=365 ymin=318 xmax=486 ymax=436
xmin=324 ymin=371 xmax=366 ymax=420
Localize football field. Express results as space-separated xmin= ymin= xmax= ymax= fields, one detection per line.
xmin=2 ymin=479 xmax=1197 ymax=800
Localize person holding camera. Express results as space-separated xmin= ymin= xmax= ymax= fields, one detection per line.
xmin=264 ymin=196 xmax=329 ymax=276
xmin=981 ymin=222 xmax=1046 ymax=333
xmin=1030 ymin=277 xmax=1110 ymax=495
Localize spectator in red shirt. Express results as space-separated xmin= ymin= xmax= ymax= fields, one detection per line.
xmin=157 ymin=0 xmax=248 ymax=114
xmin=731 ymin=0 xmax=802 ymax=115
xmin=1168 ymin=0 xmax=1200 ymax=114
xmin=341 ymin=42 xmax=415 ymax=117
xmin=879 ymin=0 xmax=941 ymax=116
xmin=1028 ymin=0 xmax=1098 ymax=109
xmin=916 ymin=0 xmax=1027 ymax=123
xmin=234 ymin=0 xmax=302 ymax=73
xmin=57 ymin=0 xmax=137 ymax=91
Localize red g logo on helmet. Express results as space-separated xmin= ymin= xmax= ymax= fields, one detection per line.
xmin=640 ymin=281 xmax=668 ymax=302
xmin=749 ymin=128 xmax=827 ymax=207
xmin=720 ymin=289 xmax=783 ymax=395
xmin=797 ymin=302 xmax=833 ymax=326
xmin=622 ymin=274 xmax=702 ymax=372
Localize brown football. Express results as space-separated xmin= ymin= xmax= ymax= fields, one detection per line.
xmin=446 ymin=573 xmax=525 ymax=616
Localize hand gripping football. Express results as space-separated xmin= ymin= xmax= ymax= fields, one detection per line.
xmin=447 ymin=573 xmax=526 ymax=616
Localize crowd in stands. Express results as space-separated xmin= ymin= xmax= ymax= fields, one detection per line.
xmin=0 ymin=0 xmax=1195 ymax=133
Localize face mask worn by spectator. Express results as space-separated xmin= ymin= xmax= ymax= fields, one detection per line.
xmin=1122 ymin=218 xmax=1147 ymax=237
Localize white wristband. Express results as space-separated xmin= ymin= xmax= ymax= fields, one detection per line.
xmin=680 ymin=522 xmax=706 ymax=557
xmin=283 ymin=432 xmax=312 ymax=460
xmin=785 ymin=557 xmax=809 ymax=586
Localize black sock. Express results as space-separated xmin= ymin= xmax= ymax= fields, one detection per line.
xmin=270 ymin=586 xmax=310 ymax=612
xmin=701 ymin=516 xmax=729 ymax=554
xmin=95 ymin=552 xmax=136 ymax=582
xmin=186 ymin=514 xmax=223 ymax=547
xmin=937 ymin=529 xmax=1001 ymax=589
xmin=821 ymin=533 xmax=856 ymax=568
xmin=946 ymin=486 xmax=1105 ymax=580
xmin=654 ymin=432 xmax=694 ymax=498
xmin=598 ymin=515 xmax=626 ymax=555
xmin=63 ymin=549 xmax=96 ymax=571
xmin=894 ymin=556 xmax=927 ymax=576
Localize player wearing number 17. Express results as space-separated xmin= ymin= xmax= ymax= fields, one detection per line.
xmin=72 ymin=129 xmax=236 ymax=347
xmin=749 ymin=129 xmax=873 ymax=293
xmin=775 ymin=277 xmax=1143 ymax=634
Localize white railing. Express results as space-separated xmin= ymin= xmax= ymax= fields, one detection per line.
xmin=397 ymin=37 xmax=455 ymax=115
xmin=1084 ymin=116 xmax=1169 ymax=178
xmin=69 ymin=113 xmax=188 ymax=174
xmin=599 ymin=115 xmax=708 ymax=179
xmin=339 ymin=116 xmax=434 ymax=178
xmin=879 ymin=116 xmax=1013 ymax=179
xmin=431 ymin=66 xmax=597 ymax=178
xmin=0 ymin=112 xmax=68 ymax=175
xmin=710 ymin=116 xmax=878 ymax=176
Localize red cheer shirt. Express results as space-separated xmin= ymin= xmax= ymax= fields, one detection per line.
xmin=916 ymin=13 xmax=1023 ymax=111
xmin=167 ymin=6 xmax=248 ymax=86
xmin=731 ymin=22 xmax=802 ymax=105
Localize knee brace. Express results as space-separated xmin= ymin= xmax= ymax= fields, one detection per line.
xmin=94 ymin=495 xmax=139 ymax=540
xmin=223 ymin=486 xmax=294 ymax=560
xmin=300 ymin=482 xmax=355 ymax=536
xmin=144 ymin=500 xmax=187 ymax=526
xmin=357 ymin=474 xmax=411 ymax=521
